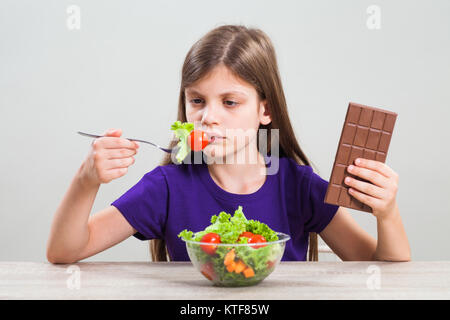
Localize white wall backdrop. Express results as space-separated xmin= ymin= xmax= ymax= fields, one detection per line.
xmin=1 ymin=0 xmax=449 ymax=261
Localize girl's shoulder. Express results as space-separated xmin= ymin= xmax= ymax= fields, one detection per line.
xmin=156 ymin=162 xmax=201 ymax=181
xmin=278 ymin=156 xmax=314 ymax=177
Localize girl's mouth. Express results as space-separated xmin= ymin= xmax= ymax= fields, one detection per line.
xmin=210 ymin=136 xmax=224 ymax=143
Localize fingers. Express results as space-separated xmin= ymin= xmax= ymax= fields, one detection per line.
xmin=103 ymin=128 xmax=122 ymax=137
xmin=92 ymin=128 xmax=139 ymax=150
xmin=86 ymin=128 xmax=141 ymax=184
xmin=347 ymin=164 xmax=389 ymax=188
xmin=93 ymin=137 xmax=139 ymax=150
xmin=344 ymin=176 xmax=385 ymax=199
xmin=354 ymin=158 xmax=398 ymax=179
xmin=102 ymin=167 xmax=129 ymax=181
xmin=104 ymin=137 xmax=139 ymax=150
xmin=105 ymin=157 xmax=136 ymax=170
xmin=103 ymin=148 xmax=137 ymax=160
xmin=348 ymin=187 xmax=383 ymax=210
xmin=346 ymin=158 xmax=400 ymax=217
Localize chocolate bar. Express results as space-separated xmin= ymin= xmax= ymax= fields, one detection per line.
xmin=324 ymin=102 xmax=397 ymax=213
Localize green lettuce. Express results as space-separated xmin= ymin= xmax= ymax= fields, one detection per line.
xmin=178 ymin=205 xmax=278 ymax=244
xmin=170 ymin=121 xmax=194 ymax=163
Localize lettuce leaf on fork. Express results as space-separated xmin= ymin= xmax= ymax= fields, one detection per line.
xmin=170 ymin=121 xmax=194 ymax=163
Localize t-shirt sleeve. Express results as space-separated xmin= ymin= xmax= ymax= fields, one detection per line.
xmin=110 ymin=166 xmax=168 ymax=241
xmin=301 ymin=166 xmax=339 ymax=234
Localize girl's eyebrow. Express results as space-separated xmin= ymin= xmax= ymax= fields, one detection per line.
xmin=185 ymin=89 xmax=248 ymax=98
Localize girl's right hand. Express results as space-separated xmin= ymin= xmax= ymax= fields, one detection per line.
xmin=80 ymin=128 xmax=140 ymax=186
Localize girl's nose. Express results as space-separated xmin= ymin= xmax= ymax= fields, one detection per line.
xmin=201 ymin=104 xmax=220 ymax=125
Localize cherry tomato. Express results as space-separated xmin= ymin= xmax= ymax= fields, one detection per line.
xmin=188 ymin=130 xmax=210 ymax=151
xmin=200 ymin=262 xmax=216 ymax=281
xmin=247 ymin=234 xmax=267 ymax=249
xmin=240 ymin=232 xmax=254 ymax=238
xmin=267 ymin=260 xmax=276 ymax=269
xmin=238 ymin=231 xmax=254 ymax=241
xmin=200 ymin=232 xmax=221 ymax=255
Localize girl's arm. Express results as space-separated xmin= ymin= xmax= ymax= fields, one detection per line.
xmin=320 ymin=158 xmax=411 ymax=261
xmin=46 ymin=169 xmax=99 ymax=263
xmin=46 ymin=128 xmax=139 ymax=263
xmin=46 ymin=164 xmax=137 ymax=264
xmin=372 ymin=202 xmax=410 ymax=261
xmin=319 ymin=207 xmax=377 ymax=261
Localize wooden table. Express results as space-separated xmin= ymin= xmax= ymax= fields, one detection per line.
xmin=1 ymin=261 xmax=449 ymax=299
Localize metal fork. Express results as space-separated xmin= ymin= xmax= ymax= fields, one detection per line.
xmin=77 ymin=131 xmax=179 ymax=154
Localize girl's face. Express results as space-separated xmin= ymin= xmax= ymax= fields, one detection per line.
xmin=185 ymin=64 xmax=271 ymax=163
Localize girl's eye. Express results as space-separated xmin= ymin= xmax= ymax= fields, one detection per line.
xmin=189 ymin=98 xmax=238 ymax=107
xmin=224 ymin=100 xmax=238 ymax=107
xmin=190 ymin=98 xmax=204 ymax=105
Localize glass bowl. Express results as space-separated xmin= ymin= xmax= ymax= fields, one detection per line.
xmin=182 ymin=232 xmax=290 ymax=287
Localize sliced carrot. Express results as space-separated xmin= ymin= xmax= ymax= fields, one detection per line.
xmin=224 ymin=249 xmax=235 ymax=266
xmin=226 ymin=260 xmax=236 ymax=272
xmin=234 ymin=260 xmax=246 ymax=274
xmin=243 ymin=267 xmax=255 ymax=278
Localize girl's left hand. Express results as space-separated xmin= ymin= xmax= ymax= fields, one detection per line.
xmin=344 ymin=158 xmax=399 ymax=220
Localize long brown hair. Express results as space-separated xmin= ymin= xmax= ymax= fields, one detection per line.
xmin=150 ymin=24 xmax=319 ymax=262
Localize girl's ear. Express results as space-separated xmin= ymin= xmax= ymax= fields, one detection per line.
xmin=259 ymin=99 xmax=272 ymax=125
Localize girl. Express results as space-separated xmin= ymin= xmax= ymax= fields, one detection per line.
xmin=47 ymin=25 xmax=410 ymax=264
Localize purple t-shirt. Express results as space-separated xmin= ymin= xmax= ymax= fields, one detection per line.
xmin=111 ymin=156 xmax=339 ymax=261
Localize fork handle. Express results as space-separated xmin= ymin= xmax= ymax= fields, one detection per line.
xmin=77 ymin=131 xmax=159 ymax=148
xmin=77 ymin=131 xmax=102 ymax=139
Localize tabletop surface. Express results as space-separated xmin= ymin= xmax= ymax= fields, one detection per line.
xmin=1 ymin=261 xmax=449 ymax=300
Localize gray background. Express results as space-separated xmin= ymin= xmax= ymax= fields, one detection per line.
xmin=1 ymin=0 xmax=449 ymax=262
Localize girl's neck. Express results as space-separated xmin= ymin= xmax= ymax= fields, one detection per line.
xmin=207 ymin=149 xmax=267 ymax=195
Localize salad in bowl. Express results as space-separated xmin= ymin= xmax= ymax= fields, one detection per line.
xmin=178 ymin=206 xmax=290 ymax=287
